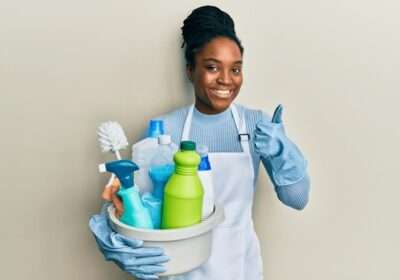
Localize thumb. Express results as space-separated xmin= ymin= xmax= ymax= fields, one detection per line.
xmin=271 ymin=104 xmax=283 ymax=124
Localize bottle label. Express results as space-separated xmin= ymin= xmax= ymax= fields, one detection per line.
xmin=198 ymin=171 xmax=215 ymax=219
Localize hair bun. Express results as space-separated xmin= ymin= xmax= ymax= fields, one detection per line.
xmin=181 ymin=5 xmax=243 ymax=65
xmin=182 ymin=6 xmax=236 ymax=47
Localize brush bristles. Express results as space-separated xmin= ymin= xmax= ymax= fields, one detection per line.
xmin=97 ymin=121 xmax=128 ymax=153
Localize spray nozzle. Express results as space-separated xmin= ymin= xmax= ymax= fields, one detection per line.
xmin=99 ymin=160 xmax=139 ymax=189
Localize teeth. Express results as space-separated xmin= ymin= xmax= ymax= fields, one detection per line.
xmin=212 ymin=90 xmax=232 ymax=98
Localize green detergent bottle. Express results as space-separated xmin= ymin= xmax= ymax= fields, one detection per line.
xmin=161 ymin=141 xmax=203 ymax=229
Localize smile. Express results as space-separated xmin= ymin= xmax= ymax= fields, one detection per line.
xmin=210 ymin=89 xmax=233 ymax=98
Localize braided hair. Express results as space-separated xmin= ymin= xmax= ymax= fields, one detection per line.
xmin=181 ymin=6 xmax=244 ymax=67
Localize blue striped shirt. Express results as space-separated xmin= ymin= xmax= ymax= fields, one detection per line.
xmin=153 ymin=104 xmax=310 ymax=210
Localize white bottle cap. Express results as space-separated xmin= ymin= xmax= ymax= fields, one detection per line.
xmin=197 ymin=144 xmax=208 ymax=157
xmin=158 ymin=134 xmax=171 ymax=145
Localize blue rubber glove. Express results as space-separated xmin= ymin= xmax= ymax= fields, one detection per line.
xmin=254 ymin=105 xmax=307 ymax=186
xmin=89 ymin=205 xmax=169 ymax=280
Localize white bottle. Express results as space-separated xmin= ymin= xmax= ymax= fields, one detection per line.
xmin=132 ymin=138 xmax=158 ymax=193
xmin=197 ymin=145 xmax=215 ymax=220
xmin=131 ymin=120 xmax=165 ymax=193
xmin=153 ymin=135 xmax=178 ymax=166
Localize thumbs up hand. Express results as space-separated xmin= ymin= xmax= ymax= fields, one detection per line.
xmin=254 ymin=105 xmax=307 ymax=186
xmin=254 ymin=104 xmax=285 ymax=158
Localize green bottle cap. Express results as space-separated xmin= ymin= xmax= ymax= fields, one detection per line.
xmin=180 ymin=140 xmax=196 ymax=151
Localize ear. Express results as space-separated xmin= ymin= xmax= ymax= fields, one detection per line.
xmin=186 ymin=64 xmax=194 ymax=82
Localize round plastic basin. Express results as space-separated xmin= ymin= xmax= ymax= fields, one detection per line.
xmin=108 ymin=205 xmax=224 ymax=276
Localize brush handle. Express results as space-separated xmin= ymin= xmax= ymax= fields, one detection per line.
xmin=105 ymin=174 xmax=115 ymax=188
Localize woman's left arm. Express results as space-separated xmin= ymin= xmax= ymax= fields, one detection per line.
xmin=254 ymin=105 xmax=310 ymax=210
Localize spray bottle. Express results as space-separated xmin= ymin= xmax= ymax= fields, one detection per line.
xmin=98 ymin=160 xmax=154 ymax=229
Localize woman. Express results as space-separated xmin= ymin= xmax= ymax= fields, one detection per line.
xmin=89 ymin=5 xmax=310 ymax=280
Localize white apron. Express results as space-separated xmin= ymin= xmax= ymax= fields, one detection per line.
xmin=169 ymin=104 xmax=263 ymax=280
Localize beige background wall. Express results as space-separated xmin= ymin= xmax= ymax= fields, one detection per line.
xmin=1 ymin=0 xmax=399 ymax=279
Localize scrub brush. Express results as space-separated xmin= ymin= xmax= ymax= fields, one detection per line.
xmin=97 ymin=121 xmax=129 ymax=187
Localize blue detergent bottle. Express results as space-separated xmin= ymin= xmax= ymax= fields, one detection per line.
xmin=149 ymin=135 xmax=177 ymax=200
xmin=99 ymin=160 xmax=154 ymax=229
xmin=141 ymin=135 xmax=177 ymax=229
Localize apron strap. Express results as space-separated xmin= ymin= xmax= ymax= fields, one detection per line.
xmin=181 ymin=104 xmax=252 ymax=156
xmin=181 ymin=105 xmax=194 ymax=141
xmin=230 ymin=104 xmax=251 ymax=155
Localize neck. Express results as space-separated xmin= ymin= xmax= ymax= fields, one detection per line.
xmin=192 ymin=104 xmax=232 ymax=126
xmin=194 ymin=99 xmax=230 ymax=115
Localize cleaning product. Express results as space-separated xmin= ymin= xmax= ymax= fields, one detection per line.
xmin=147 ymin=119 xmax=164 ymax=138
xmin=141 ymin=193 xmax=162 ymax=229
xmin=97 ymin=121 xmax=129 ymax=188
xmin=161 ymin=141 xmax=204 ymax=229
xmin=141 ymin=135 xmax=177 ymax=229
xmin=132 ymin=120 xmax=164 ymax=193
xmin=98 ymin=160 xmax=154 ymax=229
xmin=149 ymin=135 xmax=177 ymax=200
xmin=197 ymin=145 xmax=215 ymax=219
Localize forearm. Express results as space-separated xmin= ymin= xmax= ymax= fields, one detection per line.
xmin=260 ymin=148 xmax=310 ymax=210
xmin=274 ymin=173 xmax=310 ymax=210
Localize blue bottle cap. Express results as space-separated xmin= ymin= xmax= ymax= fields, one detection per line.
xmin=148 ymin=120 xmax=164 ymax=138
xmin=197 ymin=145 xmax=211 ymax=170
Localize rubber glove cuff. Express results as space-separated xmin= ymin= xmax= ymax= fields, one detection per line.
xmin=268 ymin=140 xmax=307 ymax=186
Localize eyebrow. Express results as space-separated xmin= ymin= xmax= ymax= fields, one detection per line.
xmin=203 ymin=58 xmax=243 ymax=64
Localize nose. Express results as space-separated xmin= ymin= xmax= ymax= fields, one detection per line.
xmin=217 ymin=69 xmax=232 ymax=85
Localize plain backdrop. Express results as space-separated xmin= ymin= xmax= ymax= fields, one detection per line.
xmin=1 ymin=0 xmax=399 ymax=279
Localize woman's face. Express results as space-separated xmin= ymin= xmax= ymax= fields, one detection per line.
xmin=188 ymin=37 xmax=243 ymax=114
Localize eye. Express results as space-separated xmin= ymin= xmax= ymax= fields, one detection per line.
xmin=206 ymin=65 xmax=218 ymax=72
xmin=232 ymin=67 xmax=242 ymax=74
